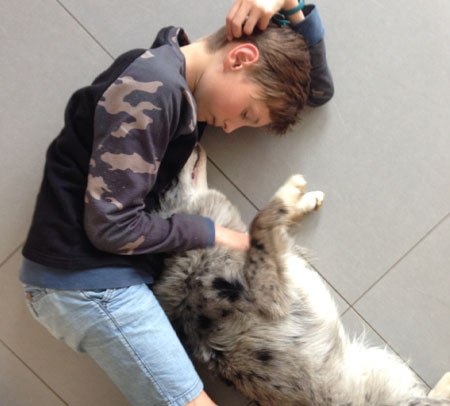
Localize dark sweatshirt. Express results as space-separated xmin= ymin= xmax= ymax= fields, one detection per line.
xmin=20 ymin=5 xmax=334 ymax=289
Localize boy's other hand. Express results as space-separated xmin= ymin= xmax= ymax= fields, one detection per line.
xmin=226 ymin=0 xmax=285 ymax=40
xmin=214 ymin=225 xmax=250 ymax=251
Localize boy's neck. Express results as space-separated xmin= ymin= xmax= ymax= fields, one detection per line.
xmin=180 ymin=40 xmax=215 ymax=95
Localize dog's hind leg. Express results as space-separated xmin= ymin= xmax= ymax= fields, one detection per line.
xmin=245 ymin=175 xmax=324 ymax=319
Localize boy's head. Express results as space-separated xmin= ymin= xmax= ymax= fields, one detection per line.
xmin=199 ymin=23 xmax=311 ymax=135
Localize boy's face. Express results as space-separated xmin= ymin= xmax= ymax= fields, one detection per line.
xmin=194 ymin=44 xmax=271 ymax=133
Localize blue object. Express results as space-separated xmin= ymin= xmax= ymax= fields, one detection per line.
xmin=291 ymin=4 xmax=325 ymax=46
xmin=281 ymin=0 xmax=305 ymax=16
xmin=272 ymin=13 xmax=291 ymax=26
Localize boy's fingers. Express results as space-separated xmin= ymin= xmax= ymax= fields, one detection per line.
xmin=226 ymin=0 xmax=241 ymax=40
xmin=243 ymin=9 xmax=261 ymax=35
xmin=231 ymin=2 xmax=252 ymax=39
xmin=256 ymin=12 xmax=272 ymax=31
xmin=226 ymin=1 xmax=245 ymax=39
xmin=226 ymin=0 xmax=276 ymax=39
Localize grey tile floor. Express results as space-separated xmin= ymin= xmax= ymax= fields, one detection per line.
xmin=1 ymin=0 xmax=449 ymax=405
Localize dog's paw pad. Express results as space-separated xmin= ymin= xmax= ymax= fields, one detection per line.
xmin=299 ymin=191 xmax=325 ymax=213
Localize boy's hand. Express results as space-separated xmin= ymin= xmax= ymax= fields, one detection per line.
xmin=226 ymin=0 xmax=285 ymax=40
xmin=214 ymin=225 xmax=250 ymax=251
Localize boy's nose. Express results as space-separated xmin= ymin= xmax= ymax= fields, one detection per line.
xmin=223 ymin=119 xmax=241 ymax=134
xmin=223 ymin=124 xmax=233 ymax=133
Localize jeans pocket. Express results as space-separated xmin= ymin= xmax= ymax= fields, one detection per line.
xmin=81 ymin=288 xmax=115 ymax=303
xmin=23 ymin=284 xmax=48 ymax=318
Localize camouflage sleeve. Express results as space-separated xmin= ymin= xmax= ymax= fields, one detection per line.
xmin=84 ymin=58 xmax=214 ymax=255
xmin=291 ymin=4 xmax=334 ymax=107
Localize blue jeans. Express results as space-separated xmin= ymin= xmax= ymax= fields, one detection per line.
xmin=22 ymin=283 xmax=203 ymax=406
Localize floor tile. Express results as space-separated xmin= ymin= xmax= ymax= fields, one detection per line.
xmin=0 ymin=0 xmax=112 ymax=264
xmin=355 ymin=215 xmax=450 ymax=387
xmin=0 ymin=251 xmax=127 ymax=406
xmin=0 ymin=340 xmax=66 ymax=406
xmin=318 ymin=0 xmax=450 ymax=99
xmin=59 ymin=0 xmax=233 ymax=57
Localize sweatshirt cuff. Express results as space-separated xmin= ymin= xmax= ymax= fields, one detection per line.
xmin=291 ymin=4 xmax=325 ymax=46
xmin=204 ymin=217 xmax=216 ymax=247
xmin=174 ymin=214 xmax=216 ymax=250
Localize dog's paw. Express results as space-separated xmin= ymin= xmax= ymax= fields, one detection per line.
xmin=275 ymin=175 xmax=307 ymax=206
xmin=299 ymin=191 xmax=325 ymax=213
xmin=275 ymin=175 xmax=324 ymax=221
xmin=429 ymin=372 xmax=450 ymax=399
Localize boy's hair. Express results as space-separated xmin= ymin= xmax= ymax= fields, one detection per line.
xmin=204 ymin=23 xmax=311 ymax=135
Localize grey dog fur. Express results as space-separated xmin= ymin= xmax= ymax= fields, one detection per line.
xmin=153 ymin=146 xmax=450 ymax=406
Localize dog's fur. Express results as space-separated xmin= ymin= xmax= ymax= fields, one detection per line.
xmin=153 ymin=145 xmax=450 ymax=406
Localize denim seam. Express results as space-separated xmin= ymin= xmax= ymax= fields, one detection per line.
xmin=101 ymin=288 xmax=115 ymax=303
xmin=80 ymin=291 xmax=171 ymax=404
xmin=23 ymin=285 xmax=48 ymax=318
xmin=26 ymin=299 xmax=41 ymax=318
xmin=161 ymin=377 xmax=203 ymax=406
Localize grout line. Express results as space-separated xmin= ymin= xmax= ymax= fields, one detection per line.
xmin=0 ymin=337 xmax=70 ymax=405
xmin=344 ymin=306 xmax=431 ymax=390
xmin=55 ymin=0 xmax=114 ymax=60
xmin=345 ymin=211 xmax=450 ymax=389
xmin=207 ymin=157 xmax=260 ymax=212
xmin=0 ymin=243 xmax=24 ymax=269
xmin=206 ymin=155 xmax=354 ymax=314
xmin=351 ymin=210 xmax=450 ymax=308
xmin=310 ymin=263 xmax=352 ymax=313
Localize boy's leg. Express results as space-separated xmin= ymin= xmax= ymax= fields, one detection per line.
xmin=22 ymin=282 xmax=208 ymax=406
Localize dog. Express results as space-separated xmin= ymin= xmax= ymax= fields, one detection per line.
xmin=153 ymin=144 xmax=450 ymax=406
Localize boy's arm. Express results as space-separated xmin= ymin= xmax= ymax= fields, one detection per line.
xmin=215 ymin=225 xmax=250 ymax=251
xmin=84 ymin=73 xmax=215 ymax=256
xmin=288 ymin=4 xmax=334 ymax=107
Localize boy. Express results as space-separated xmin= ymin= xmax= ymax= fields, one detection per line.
xmin=20 ymin=0 xmax=333 ymax=405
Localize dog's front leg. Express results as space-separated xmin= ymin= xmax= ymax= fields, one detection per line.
xmin=245 ymin=175 xmax=324 ymax=319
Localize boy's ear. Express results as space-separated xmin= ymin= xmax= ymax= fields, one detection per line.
xmin=224 ymin=44 xmax=259 ymax=71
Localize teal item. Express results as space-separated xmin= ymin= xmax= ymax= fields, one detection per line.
xmin=281 ymin=0 xmax=305 ymax=16
xmin=272 ymin=13 xmax=291 ymax=26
